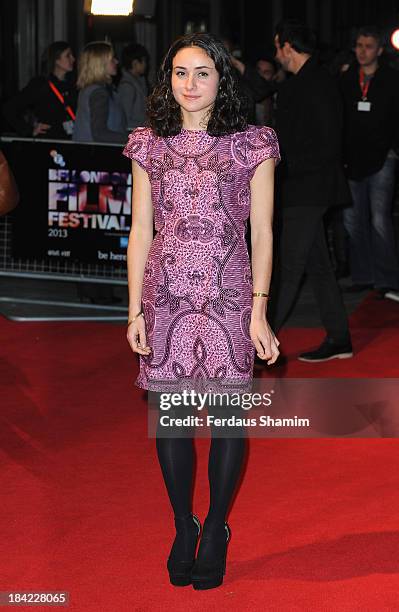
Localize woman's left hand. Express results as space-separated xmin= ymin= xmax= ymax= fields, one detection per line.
xmin=249 ymin=316 xmax=280 ymax=365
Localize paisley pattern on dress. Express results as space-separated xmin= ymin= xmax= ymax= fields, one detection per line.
xmin=123 ymin=125 xmax=280 ymax=392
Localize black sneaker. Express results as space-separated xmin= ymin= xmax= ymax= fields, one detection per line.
xmin=385 ymin=290 xmax=399 ymax=303
xmin=375 ymin=287 xmax=399 ymax=300
xmin=298 ymin=338 xmax=353 ymax=362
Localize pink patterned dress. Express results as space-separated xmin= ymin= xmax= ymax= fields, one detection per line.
xmin=123 ymin=125 xmax=280 ymax=393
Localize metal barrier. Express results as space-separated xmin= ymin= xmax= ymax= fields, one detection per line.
xmin=0 ymin=136 xmax=131 ymax=320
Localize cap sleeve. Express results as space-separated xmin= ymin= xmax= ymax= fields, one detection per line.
xmin=122 ymin=126 xmax=153 ymax=172
xmin=231 ymin=126 xmax=280 ymax=179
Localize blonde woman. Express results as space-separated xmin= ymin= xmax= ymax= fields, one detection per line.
xmin=73 ymin=41 xmax=126 ymax=143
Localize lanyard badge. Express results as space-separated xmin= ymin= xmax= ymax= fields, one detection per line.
xmin=357 ymin=68 xmax=372 ymax=112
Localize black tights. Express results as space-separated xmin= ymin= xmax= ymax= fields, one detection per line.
xmin=154 ymin=395 xmax=246 ymax=531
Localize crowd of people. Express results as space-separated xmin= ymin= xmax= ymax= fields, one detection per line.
xmin=1 ymin=20 xmax=399 ymax=334
xmin=2 ymin=40 xmax=149 ymax=144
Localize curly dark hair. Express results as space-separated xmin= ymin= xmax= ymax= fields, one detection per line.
xmin=147 ymin=32 xmax=247 ymax=137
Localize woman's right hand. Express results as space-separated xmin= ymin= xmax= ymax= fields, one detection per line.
xmin=33 ymin=122 xmax=51 ymax=136
xmin=126 ymin=316 xmax=151 ymax=356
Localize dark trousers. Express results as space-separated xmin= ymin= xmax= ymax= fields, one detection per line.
xmin=344 ymin=156 xmax=399 ymax=289
xmin=268 ymin=205 xmax=351 ymax=344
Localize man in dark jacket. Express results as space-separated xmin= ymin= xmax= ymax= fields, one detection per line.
xmin=340 ymin=26 xmax=399 ymax=297
xmin=268 ymin=20 xmax=352 ymax=362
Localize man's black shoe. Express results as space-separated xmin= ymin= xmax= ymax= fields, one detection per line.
xmin=343 ymin=283 xmax=373 ymax=293
xmin=384 ymin=290 xmax=399 ymax=303
xmin=375 ymin=288 xmax=399 ymax=302
xmin=298 ymin=338 xmax=353 ymax=363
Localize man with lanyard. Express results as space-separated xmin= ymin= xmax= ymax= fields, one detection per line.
xmin=340 ymin=26 xmax=399 ymax=300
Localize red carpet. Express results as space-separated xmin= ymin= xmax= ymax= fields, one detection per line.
xmin=1 ymin=294 xmax=399 ymax=611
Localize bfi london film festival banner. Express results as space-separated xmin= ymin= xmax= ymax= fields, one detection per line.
xmin=4 ymin=139 xmax=132 ymax=265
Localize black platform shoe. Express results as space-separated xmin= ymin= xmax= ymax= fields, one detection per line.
xmin=191 ymin=522 xmax=230 ymax=590
xmin=167 ymin=513 xmax=201 ymax=586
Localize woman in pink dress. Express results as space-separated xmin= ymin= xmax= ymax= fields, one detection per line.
xmin=124 ymin=33 xmax=280 ymax=590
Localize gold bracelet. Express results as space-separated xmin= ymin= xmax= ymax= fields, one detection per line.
xmin=127 ymin=310 xmax=144 ymax=326
xmin=252 ymin=292 xmax=270 ymax=299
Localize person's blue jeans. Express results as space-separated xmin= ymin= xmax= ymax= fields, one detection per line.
xmin=343 ymin=156 xmax=399 ymax=289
